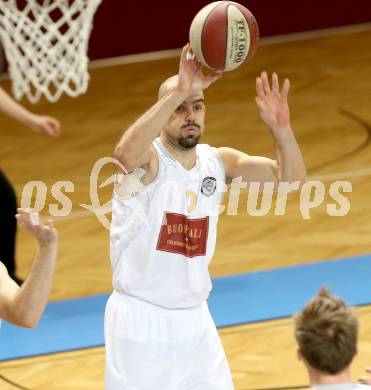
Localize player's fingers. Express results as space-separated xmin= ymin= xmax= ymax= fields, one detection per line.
xmin=16 ymin=208 xmax=35 ymax=221
xmin=272 ymin=72 xmax=279 ymax=93
xmin=186 ymin=46 xmax=195 ymax=62
xmin=15 ymin=210 xmax=32 ymax=225
xmin=15 ymin=213 xmax=29 ymax=229
xmin=256 ymin=77 xmax=264 ymax=98
xmin=18 ymin=211 xmax=38 ymax=227
xmin=48 ymin=126 xmax=59 ymax=139
xmin=255 ymin=97 xmax=275 ymax=117
xmin=358 ymin=377 xmax=369 ymax=384
xmin=261 ymin=71 xmax=271 ymax=94
xmin=49 ymin=118 xmax=61 ymax=136
xmin=48 ymin=119 xmax=58 ymax=130
xmin=255 ymin=96 xmax=265 ymax=110
xmin=186 ymin=45 xmax=194 ymax=61
xmin=15 ymin=215 xmax=27 ymax=230
xmin=207 ymin=70 xmax=222 ymax=84
xmin=16 ymin=207 xmax=30 ymax=215
xmin=180 ymin=45 xmax=188 ymax=64
xmin=282 ymin=78 xmax=290 ymax=99
xmin=47 ymin=219 xmax=55 ymax=229
xmin=44 ymin=125 xmax=54 ymax=137
xmin=30 ymin=212 xmax=40 ymax=226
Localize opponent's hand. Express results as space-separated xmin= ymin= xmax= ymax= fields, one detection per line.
xmin=255 ymin=71 xmax=291 ymax=133
xmin=177 ymin=43 xmax=222 ymax=95
xmin=29 ymin=114 xmax=61 ymax=139
xmin=358 ymin=367 xmax=371 ymax=385
xmin=16 ymin=208 xmax=58 ymax=247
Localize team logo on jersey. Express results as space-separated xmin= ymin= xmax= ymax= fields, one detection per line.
xmin=201 ymin=176 xmax=216 ymax=197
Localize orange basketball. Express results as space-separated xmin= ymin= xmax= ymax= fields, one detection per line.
xmin=189 ymin=1 xmax=259 ymax=72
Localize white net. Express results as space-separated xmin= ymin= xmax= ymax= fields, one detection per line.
xmin=0 ymin=0 xmax=102 ymax=103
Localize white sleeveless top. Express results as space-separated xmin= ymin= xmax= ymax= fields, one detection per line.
xmin=110 ymin=138 xmax=226 ymax=309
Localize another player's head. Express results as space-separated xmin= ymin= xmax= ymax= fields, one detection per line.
xmin=158 ymin=75 xmax=205 ymax=150
xmin=294 ymin=288 xmax=358 ymax=385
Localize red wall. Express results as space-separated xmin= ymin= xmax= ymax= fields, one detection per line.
xmin=88 ymin=0 xmax=371 ymax=60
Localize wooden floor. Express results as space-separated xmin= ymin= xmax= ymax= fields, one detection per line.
xmin=1 ymin=26 xmax=371 ymax=389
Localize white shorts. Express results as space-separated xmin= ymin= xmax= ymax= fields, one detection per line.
xmin=104 ymin=291 xmax=234 ymax=390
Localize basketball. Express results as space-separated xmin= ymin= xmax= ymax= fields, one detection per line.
xmin=189 ymin=1 xmax=259 ymax=72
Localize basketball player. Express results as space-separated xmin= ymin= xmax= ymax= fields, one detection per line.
xmin=105 ymin=44 xmax=306 ymax=389
xmin=295 ymin=288 xmax=369 ymax=390
xmin=0 ymin=208 xmax=57 ymax=328
xmin=0 ymin=85 xmax=60 ymax=284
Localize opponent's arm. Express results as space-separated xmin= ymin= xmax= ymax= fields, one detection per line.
xmin=0 ymin=86 xmax=60 ymax=138
xmin=219 ymin=72 xmax=306 ymax=188
xmin=114 ymin=44 xmax=222 ymax=171
xmin=0 ymin=209 xmax=57 ymax=327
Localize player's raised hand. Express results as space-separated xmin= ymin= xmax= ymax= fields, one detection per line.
xmin=177 ymin=43 xmax=222 ymax=95
xmin=29 ymin=114 xmax=61 ymax=139
xmin=15 ymin=208 xmax=58 ymax=247
xmin=255 ymin=71 xmax=291 ymax=133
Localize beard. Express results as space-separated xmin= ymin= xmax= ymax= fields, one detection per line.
xmin=178 ymin=133 xmax=201 ymax=149
xmin=178 ymin=121 xmax=201 ymax=149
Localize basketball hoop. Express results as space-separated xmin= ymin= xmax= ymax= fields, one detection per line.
xmin=0 ymin=0 xmax=102 ymax=103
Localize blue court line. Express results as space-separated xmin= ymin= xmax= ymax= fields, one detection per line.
xmin=1 ymin=253 xmax=371 ymax=361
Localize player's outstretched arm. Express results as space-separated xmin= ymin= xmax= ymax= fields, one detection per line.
xmin=219 ymin=71 xmax=306 ymax=188
xmin=0 ymin=209 xmax=58 ymax=327
xmin=114 ymin=44 xmax=222 ymax=172
xmin=0 ymin=86 xmax=60 ymax=138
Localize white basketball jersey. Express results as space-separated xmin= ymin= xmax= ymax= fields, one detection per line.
xmin=110 ymin=137 xmax=226 ymax=309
